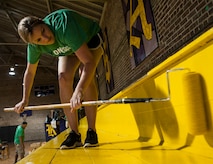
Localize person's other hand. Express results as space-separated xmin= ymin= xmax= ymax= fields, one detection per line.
xmin=14 ymin=100 xmax=28 ymax=113
xmin=70 ymin=90 xmax=83 ymax=112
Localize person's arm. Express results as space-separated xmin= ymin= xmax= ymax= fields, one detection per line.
xmin=70 ymin=43 xmax=98 ymax=111
xmin=14 ymin=61 xmax=39 ymax=113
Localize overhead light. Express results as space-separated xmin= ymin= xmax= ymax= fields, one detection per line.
xmin=9 ymin=67 xmax=15 ymax=76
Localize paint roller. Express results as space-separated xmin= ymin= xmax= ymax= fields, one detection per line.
xmin=1 ymin=68 xmax=190 ymax=112
xmin=182 ymin=72 xmax=207 ymax=135
xmin=3 ymin=69 xmax=174 ymax=112
xmin=3 ymin=68 xmax=208 ymax=136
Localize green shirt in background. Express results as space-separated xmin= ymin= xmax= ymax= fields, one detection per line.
xmin=14 ymin=125 xmax=25 ymax=144
xmin=28 ymin=9 xmax=100 ymax=64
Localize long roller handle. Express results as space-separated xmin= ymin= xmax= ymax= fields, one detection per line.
xmin=82 ymin=98 xmax=153 ymax=105
xmin=3 ymin=98 xmax=153 ymax=112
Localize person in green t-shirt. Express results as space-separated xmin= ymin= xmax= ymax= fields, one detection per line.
xmin=14 ymin=121 xmax=27 ymax=163
xmin=14 ymin=9 xmax=104 ymax=149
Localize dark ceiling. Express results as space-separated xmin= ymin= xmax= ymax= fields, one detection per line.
xmin=0 ymin=0 xmax=106 ymax=77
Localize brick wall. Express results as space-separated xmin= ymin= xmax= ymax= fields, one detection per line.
xmin=98 ymin=0 xmax=213 ymax=99
xmin=150 ymin=0 xmax=213 ymax=66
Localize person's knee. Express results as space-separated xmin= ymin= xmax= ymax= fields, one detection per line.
xmin=58 ymin=72 xmax=73 ymax=86
xmin=58 ymin=72 xmax=66 ymax=82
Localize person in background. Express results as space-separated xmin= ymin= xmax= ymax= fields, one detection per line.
xmin=14 ymin=9 xmax=104 ymax=149
xmin=14 ymin=121 xmax=27 ymax=163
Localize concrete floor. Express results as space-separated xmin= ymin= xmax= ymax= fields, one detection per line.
xmin=0 ymin=141 xmax=42 ymax=164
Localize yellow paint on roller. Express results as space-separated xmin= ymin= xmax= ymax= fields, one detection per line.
xmin=182 ymin=72 xmax=207 ymax=135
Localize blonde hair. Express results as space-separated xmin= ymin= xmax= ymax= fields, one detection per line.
xmin=18 ymin=16 xmax=44 ymax=43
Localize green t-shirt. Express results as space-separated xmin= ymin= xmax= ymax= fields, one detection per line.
xmin=14 ymin=125 xmax=25 ymax=144
xmin=28 ymin=9 xmax=100 ymax=64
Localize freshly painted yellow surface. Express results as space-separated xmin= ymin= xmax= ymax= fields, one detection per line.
xmin=17 ymin=28 xmax=213 ymax=163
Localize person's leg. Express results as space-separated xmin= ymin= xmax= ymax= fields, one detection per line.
xmin=15 ymin=144 xmax=24 ymax=163
xmin=14 ymin=153 xmax=18 ymax=163
xmin=14 ymin=144 xmax=19 ymax=163
xmin=79 ymin=46 xmax=103 ymax=131
xmin=80 ymin=46 xmax=104 ymax=147
xmin=58 ymin=55 xmax=80 ymax=133
xmin=14 ymin=145 xmax=18 ymax=163
xmin=83 ymin=77 xmax=98 ymax=130
xmin=20 ymin=146 xmax=25 ymax=159
xmin=58 ymin=55 xmax=82 ymax=149
xmin=83 ymin=77 xmax=99 ymax=147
